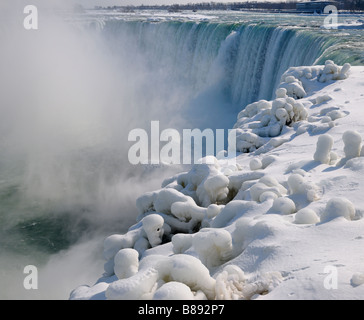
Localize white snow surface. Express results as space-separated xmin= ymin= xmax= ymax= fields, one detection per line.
xmin=70 ymin=63 xmax=364 ymax=300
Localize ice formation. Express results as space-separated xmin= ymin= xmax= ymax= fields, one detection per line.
xmin=230 ymin=61 xmax=349 ymax=154
xmin=287 ymin=173 xmax=318 ymax=202
xmin=152 ymin=282 xmax=197 ymax=300
xmin=313 ymin=134 xmax=334 ymax=164
xmin=172 ymin=228 xmax=233 ymax=268
xmin=294 ymin=208 xmax=320 ymax=224
xmin=234 ymin=91 xmax=308 ymax=150
xmin=103 ymin=214 xmax=164 ymax=276
xmin=318 ymin=60 xmax=351 ymax=82
xmin=281 ymin=60 xmax=351 ymax=86
xmin=249 ymin=158 xmax=263 ymax=171
xmin=113 ymin=248 xmax=139 ymax=279
xmin=106 ymin=254 xmax=216 ymax=300
xmin=351 ymin=273 xmax=364 ymax=287
xmin=249 ymin=176 xmax=287 ymax=203
xmin=270 ymin=197 xmax=296 ymax=215
xmin=343 ymin=130 xmax=362 ymax=160
xmin=169 ymin=161 xmax=230 ymax=207
xmin=279 ymin=75 xmax=306 ymax=99
xmin=320 ymin=197 xmax=356 ymax=222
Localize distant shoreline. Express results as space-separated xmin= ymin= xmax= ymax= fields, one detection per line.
xmin=90 ymin=6 xmax=364 ymax=15
xmin=90 ymin=7 xmax=364 ymax=15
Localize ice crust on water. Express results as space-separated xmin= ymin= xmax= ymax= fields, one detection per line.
xmin=71 ymin=62 xmax=364 ymax=300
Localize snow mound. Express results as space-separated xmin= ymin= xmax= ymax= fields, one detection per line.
xmin=320 ymin=197 xmax=356 ymax=222
xmin=294 ymin=208 xmax=320 ymax=224
xmin=105 ymin=254 xmax=216 ymax=300
xmin=343 ymin=130 xmax=362 ymax=160
xmin=314 ymin=134 xmax=334 ymax=164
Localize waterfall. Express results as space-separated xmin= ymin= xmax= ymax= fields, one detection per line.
xmin=99 ymin=19 xmax=355 ymax=112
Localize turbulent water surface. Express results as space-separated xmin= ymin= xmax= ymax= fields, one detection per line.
xmin=0 ymin=7 xmax=363 ymax=299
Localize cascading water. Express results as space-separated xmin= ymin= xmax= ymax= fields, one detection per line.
xmin=0 ymin=5 xmax=363 ymax=299
xmin=99 ymin=16 xmax=363 ymax=116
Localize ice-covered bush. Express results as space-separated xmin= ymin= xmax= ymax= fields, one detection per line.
xmin=312 ymin=94 xmax=332 ymax=105
xmin=321 ymin=197 xmax=356 ymax=222
xmin=279 ymin=61 xmax=351 ymax=105
xmin=294 ymin=208 xmax=320 ymax=224
xmin=210 ymin=200 xmax=257 ymax=228
xmin=237 ymin=100 xmax=271 ymax=119
xmin=279 ymin=75 xmax=306 ymax=99
xmin=172 ymin=228 xmax=233 ymax=268
xmin=174 ymin=161 xmax=230 ymax=207
xmin=103 ymin=214 xmax=165 ymax=276
xmin=136 ymin=187 xmax=213 ymax=235
xmin=287 ymin=173 xmax=318 ymax=202
xmin=141 ymin=160 xmax=230 ymax=212
xmin=351 ymin=273 xmax=364 ymax=287
xmin=283 ymin=61 xmax=350 ymax=85
xmin=249 ymin=176 xmax=287 ymax=203
xmin=235 ymin=130 xmax=266 ymax=153
xmin=105 ymin=254 xmax=216 ymax=300
xmin=234 ymin=93 xmax=308 ymax=150
xmin=152 ymin=282 xmax=198 ymax=300
xmin=318 ymin=61 xmax=351 ymax=82
xmin=215 ymin=266 xmax=283 ymax=300
xmin=343 ymin=130 xmax=362 ymax=160
xmin=261 ymin=155 xmax=278 ymax=169
xmin=215 ymin=265 xmax=246 ymax=300
xmin=171 ymin=233 xmax=194 ymax=254
xmin=137 ymin=188 xmax=191 ymax=216
xmin=270 ymin=197 xmax=296 ymax=215
xmin=313 ymin=134 xmax=334 ymax=164
xmin=249 ymin=158 xmax=263 ymax=170
xmin=114 ymin=248 xmax=139 ymax=279
xmin=192 ymin=229 xmax=233 ymax=268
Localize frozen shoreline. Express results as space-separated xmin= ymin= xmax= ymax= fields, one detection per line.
xmin=70 ymin=63 xmax=364 ymax=300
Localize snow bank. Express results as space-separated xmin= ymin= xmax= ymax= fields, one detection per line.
xmin=71 ymin=63 xmax=364 ymax=300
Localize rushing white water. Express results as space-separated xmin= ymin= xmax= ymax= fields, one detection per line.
xmin=96 ymin=13 xmax=363 ymax=113
xmin=0 ymin=5 xmax=363 ymax=299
